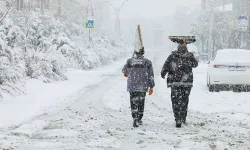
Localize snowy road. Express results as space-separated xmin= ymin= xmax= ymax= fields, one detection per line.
xmin=1 ymin=50 xmax=250 ymax=150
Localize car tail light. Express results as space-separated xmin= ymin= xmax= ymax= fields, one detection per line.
xmin=213 ymin=65 xmax=226 ymax=68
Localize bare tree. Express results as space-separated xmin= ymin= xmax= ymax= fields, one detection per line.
xmin=0 ymin=0 xmax=15 ymax=23
xmin=16 ymin=0 xmax=24 ymax=10
xmin=58 ymin=0 xmax=62 ymax=16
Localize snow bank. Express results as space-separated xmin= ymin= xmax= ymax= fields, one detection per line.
xmin=0 ymin=58 xmax=128 ymax=128
xmin=11 ymin=120 xmax=49 ymax=137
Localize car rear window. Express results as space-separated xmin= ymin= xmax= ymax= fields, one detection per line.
xmin=215 ymin=50 xmax=250 ymax=61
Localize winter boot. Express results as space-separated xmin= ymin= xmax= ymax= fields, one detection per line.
xmin=138 ymin=120 xmax=143 ymax=125
xmin=182 ymin=118 xmax=186 ymax=124
xmin=176 ymin=120 xmax=182 ymax=128
xmin=133 ymin=119 xmax=139 ymax=128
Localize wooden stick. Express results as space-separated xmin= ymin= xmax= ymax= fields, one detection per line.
xmin=138 ymin=25 xmax=143 ymax=47
xmin=132 ymin=25 xmax=144 ymax=58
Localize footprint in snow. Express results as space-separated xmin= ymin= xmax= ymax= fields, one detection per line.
xmin=137 ymin=140 xmax=144 ymax=144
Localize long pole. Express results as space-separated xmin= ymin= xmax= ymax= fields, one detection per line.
xmin=109 ymin=0 xmax=128 ymax=37
xmin=86 ymin=0 xmax=93 ymax=42
xmin=89 ymin=29 xmax=91 ymax=42
xmin=117 ymin=0 xmax=128 ymax=37
xmin=208 ymin=0 xmax=214 ymax=59
xmin=109 ymin=3 xmax=118 ymax=36
xmin=223 ymin=0 xmax=225 ymax=11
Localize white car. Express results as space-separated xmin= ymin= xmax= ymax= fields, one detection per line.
xmin=207 ymin=49 xmax=250 ymax=92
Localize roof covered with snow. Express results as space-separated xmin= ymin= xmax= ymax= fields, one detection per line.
xmin=217 ymin=49 xmax=250 ymax=52
xmin=215 ymin=49 xmax=250 ymax=61
xmin=214 ymin=4 xmax=232 ymax=12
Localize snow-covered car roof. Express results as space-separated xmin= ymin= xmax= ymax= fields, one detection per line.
xmin=215 ymin=49 xmax=250 ymax=61
xmin=214 ymin=4 xmax=233 ymax=12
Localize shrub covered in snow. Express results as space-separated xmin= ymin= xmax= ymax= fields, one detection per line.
xmin=0 ymin=10 xmax=131 ymax=98
xmin=0 ymin=20 xmax=25 ymax=98
xmin=0 ymin=0 xmax=7 ymax=17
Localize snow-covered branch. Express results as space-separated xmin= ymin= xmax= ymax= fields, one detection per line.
xmin=0 ymin=9 xmax=130 ymax=98
xmin=0 ymin=0 xmax=15 ymax=23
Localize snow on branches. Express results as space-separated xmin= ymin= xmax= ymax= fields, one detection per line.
xmin=0 ymin=10 xmax=130 ymax=98
xmin=0 ymin=19 xmax=25 ymax=98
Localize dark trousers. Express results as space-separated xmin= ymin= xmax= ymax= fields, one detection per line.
xmin=130 ymin=92 xmax=146 ymax=120
xmin=171 ymin=86 xmax=192 ymax=122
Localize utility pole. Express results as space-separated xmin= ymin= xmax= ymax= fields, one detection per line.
xmin=0 ymin=0 xmax=15 ymax=23
xmin=109 ymin=0 xmax=128 ymax=37
xmin=223 ymin=0 xmax=225 ymax=11
xmin=86 ymin=0 xmax=94 ymax=42
xmin=208 ymin=0 xmax=214 ymax=59
xmin=58 ymin=0 xmax=62 ymax=16
xmin=247 ymin=0 xmax=250 ymax=48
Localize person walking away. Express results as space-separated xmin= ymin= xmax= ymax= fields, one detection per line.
xmin=122 ymin=46 xmax=155 ymax=128
xmin=161 ymin=43 xmax=198 ymax=128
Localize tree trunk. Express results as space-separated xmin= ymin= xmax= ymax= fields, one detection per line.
xmin=30 ymin=0 xmax=33 ymax=10
xmin=41 ymin=0 xmax=44 ymax=11
xmin=58 ymin=0 xmax=62 ymax=16
xmin=47 ymin=0 xmax=50 ymax=10
xmin=21 ymin=0 xmax=23 ymax=10
xmin=201 ymin=39 xmax=204 ymax=52
xmin=16 ymin=0 xmax=20 ymax=10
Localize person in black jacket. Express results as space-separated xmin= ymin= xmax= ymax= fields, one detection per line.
xmin=161 ymin=43 xmax=198 ymax=128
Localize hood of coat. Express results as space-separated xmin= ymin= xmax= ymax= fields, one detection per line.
xmin=177 ymin=43 xmax=188 ymax=52
xmin=173 ymin=50 xmax=190 ymax=58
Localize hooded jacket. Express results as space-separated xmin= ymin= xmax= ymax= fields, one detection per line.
xmin=161 ymin=49 xmax=198 ymax=87
xmin=122 ymin=55 xmax=155 ymax=92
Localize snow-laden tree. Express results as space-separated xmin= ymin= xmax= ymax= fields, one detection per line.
xmin=0 ymin=19 xmax=25 ymax=98
xmin=91 ymin=28 xmax=128 ymax=65
xmin=192 ymin=2 xmax=236 ymax=58
xmin=17 ymin=11 xmax=69 ymax=82
xmin=191 ymin=10 xmax=210 ymax=53
xmin=0 ymin=0 xmax=7 ymax=17
xmin=0 ymin=0 xmax=130 ymax=98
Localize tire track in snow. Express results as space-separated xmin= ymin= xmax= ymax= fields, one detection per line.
xmin=1 ymin=50 xmax=250 ymax=150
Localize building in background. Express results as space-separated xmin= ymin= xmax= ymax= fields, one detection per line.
xmin=92 ymin=0 xmax=111 ymax=34
xmin=201 ymin=0 xmax=250 ymax=50
xmin=201 ymin=0 xmax=233 ymax=9
xmin=15 ymin=0 xmax=50 ymax=11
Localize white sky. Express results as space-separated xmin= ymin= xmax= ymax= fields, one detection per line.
xmin=103 ymin=0 xmax=201 ymax=48
xmin=109 ymin=0 xmax=201 ymax=18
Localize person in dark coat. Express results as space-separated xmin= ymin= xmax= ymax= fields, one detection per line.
xmin=161 ymin=43 xmax=198 ymax=128
xmin=122 ymin=46 xmax=155 ymax=127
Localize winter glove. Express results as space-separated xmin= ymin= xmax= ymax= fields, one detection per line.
xmin=149 ymin=88 xmax=153 ymax=96
xmin=188 ymin=52 xmax=194 ymax=57
xmin=124 ymin=73 xmax=128 ymax=77
xmin=161 ymin=74 xmax=165 ymax=79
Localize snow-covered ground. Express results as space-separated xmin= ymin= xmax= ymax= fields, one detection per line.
xmin=0 ymin=59 xmax=125 ymax=129
xmin=0 ymin=49 xmax=250 ymax=150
